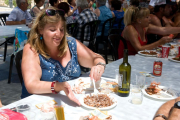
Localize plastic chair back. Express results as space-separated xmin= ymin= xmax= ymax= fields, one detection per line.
xmin=66 ymin=22 xmax=78 ymax=37
xmin=0 ymin=14 xmax=9 ymax=26
xmin=108 ymin=34 xmax=127 ymax=60
xmin=14 ymin=50 xmax=23 ymax=85
xmin=80 ymin=20 xmax=101 ymax=51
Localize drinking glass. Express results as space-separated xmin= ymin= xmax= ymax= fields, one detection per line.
xmin=136 ymin=74 xmax=146 ymax=89
xmin=115 ymin=69 xmax=123 ymax=87
xmin=40 ymin=111 xmax=56 ymax=120
xmin=131 ymin=85 xmax=143 ymax=105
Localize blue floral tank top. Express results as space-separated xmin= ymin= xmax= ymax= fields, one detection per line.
xmin=21 ymin=36 xmax=81 ymax=98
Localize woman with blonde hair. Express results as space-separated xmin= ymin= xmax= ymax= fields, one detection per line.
xmin=22 ymin=7 xmax=105 ymax=105
xmin=118 ymin=6 xmax=180 ymax=59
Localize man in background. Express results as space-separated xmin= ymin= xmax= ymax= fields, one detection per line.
xmin=6 ymin=0 xmax=32 ymax=25
xmin=74 ymin=0 xmax=98 ymax=42
xmin=147 ymin=0 xmax=176 ymax=44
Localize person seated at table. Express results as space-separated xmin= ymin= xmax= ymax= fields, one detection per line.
xmin=57 ymin=2 xmax=75 ymax=24
xmin=68 ymin=0 xmax=79 ymax=16
xmin=74 ymin=0 xmax=98 ymax=41
xmin=21 ymin=7 xmax=105 ymax=105
xmin=94 ymin=0 xmax=115 ymax=37
xmin=6 ymin=0 xmax=32 ymax=25
xmin=49 ymin=0 xmax=59 ymax=8
xmin=110 ymin=0 xmax=125 ymax=30
xmin=148 ymin=0 xmax=176 ymax=44
xmin=169 ymin=2 xmax=180 ymax=38
xmin=118 ymin=6 xmax=180 ymax=59
xmin=30 ymin=0 xmax=47 ymax=17
xmin=154 ymin=97 xmax=180 ymax=120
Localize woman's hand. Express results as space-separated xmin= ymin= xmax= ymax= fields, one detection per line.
xmin=89 ymin=65 xmax=105 ymax=82
xmin=159 ymin=36 xmax=172 ymax=45
xmin=56 ymin=82 xmax=81 ymax=106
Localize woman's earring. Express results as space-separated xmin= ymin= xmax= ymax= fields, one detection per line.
xmin=40 ymin=35 xmax=43 ymax=40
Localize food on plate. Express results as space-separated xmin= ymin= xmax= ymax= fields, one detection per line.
xmin=40 ymin=101 xmax=55 ymax=112
xmin=84 ymin=94 xmax=114 ymax=108
xmin=140 ymin=51 xmax=157 ymax=55
xmin=36 ymin=100 xmax=57 ymax=109
xmin=145 ymin=81 xmax=161 ymax=95
xmin=72 ymin=78 xmax=90 ymax=94
xmin=100 ymin=81 xmax=118 ymax=93
xmin=169 ymin=34 xmax=174 ymax=38
xmin=72 ymin=86 xmax=83 ymax=94
xmin=79 ymin=109 xmax=113 ymax=120
xmin=172 ymin=55 xmax=180 ymax=61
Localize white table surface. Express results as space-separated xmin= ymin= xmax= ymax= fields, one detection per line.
xmin=1 ymin=55 xmax=180 ymax=120
xmin=0 ymin=25 xmax=30 ymax=39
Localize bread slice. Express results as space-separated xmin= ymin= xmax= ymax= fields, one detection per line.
xmin=36 ymin=100 xmax=57 ymax=109
xmin=91 ymin=109 xmax=109 ymax=120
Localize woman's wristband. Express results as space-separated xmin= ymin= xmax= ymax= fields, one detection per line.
xmin=51 ymin=81 xmax=58 ymax=94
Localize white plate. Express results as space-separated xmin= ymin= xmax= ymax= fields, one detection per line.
xmin=78 ymin=112 xmax=117 ymax=120
xmin=138 ymin=50 xmax=157 ymax=57
xmin=168 ymin=58 xmax=180 ymax=63
xmin=80 ymin=93 xmax=117 ymax=110
xmin=74 ymin=77 xmax=107 ymax=90
xmin=142 ymin=86 xmax=177 ymax=101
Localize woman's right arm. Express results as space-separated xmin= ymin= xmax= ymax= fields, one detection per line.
xmin=123 ymin=26 xmax=172 ymax=52
xmin=22 ymin=44 xmax=80 ymax=105
xmin=22 ymin=44 xmax=54 ymax=94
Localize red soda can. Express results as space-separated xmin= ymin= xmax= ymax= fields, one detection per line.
xmin=153 ymin=61 xmax=163 ymax=76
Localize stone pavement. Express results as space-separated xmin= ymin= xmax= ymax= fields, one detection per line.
xmin=0 ymin=44 xmax=22 ymax=106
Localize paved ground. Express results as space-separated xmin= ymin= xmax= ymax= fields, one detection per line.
xmin=0 ymin=43 xmax=114 ymax=106
xmin=0 ymin=44 xmax=22 ymax=105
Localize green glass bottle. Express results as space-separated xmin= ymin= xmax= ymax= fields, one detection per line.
xmin=118 ymin=49 xmax=131 ymax=97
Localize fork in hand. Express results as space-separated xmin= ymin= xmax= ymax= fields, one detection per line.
xmin=92 ymin=79 xmax=99 ymax=94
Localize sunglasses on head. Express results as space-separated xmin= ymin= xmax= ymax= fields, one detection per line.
xmin=40 ymin=9 xmax=65 ymax=20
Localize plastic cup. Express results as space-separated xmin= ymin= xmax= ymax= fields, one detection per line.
xmin=131 ymin=85 xmax=143 ymax=105
xmin=162 ymin=45 xmax=170 ymax=58
xmin=136 ymin=74 xmax=146 ymax=89
xmin=40 ymin=111 xmax=56 ymax=120
xmin=90 ymin=78 xmax=101 ymax=89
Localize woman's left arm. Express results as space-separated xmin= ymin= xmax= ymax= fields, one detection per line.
xmin=76 ymin=40 xmax=105 ymax=81
xmin=147 ymin=24 xmax=180 ymax=36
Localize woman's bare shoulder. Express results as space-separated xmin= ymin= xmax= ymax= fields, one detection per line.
xmin=123 ymin=25 xmax=138 ymax=39
xmin=23 ymin=43 xmax=38 ymax=58
xmin=124 ymin=25 xmax=136 ymax=34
